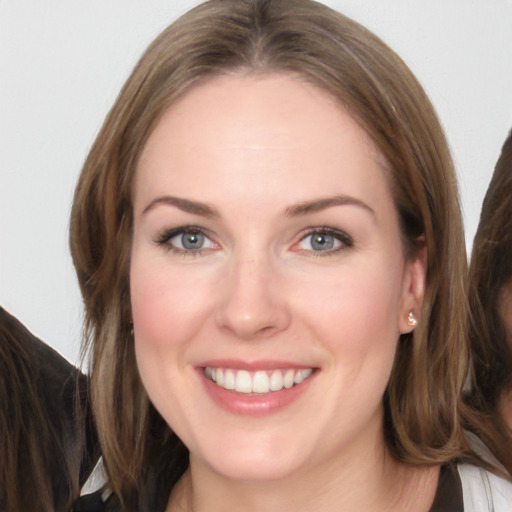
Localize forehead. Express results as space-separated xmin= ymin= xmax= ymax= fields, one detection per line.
xmin=134 ymin=73 xmax=390 ymax=213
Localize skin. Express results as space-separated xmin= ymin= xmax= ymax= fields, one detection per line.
xmin=498 ymin=281 xmax=512 ymax=429
xmin=130 ymin=73 xmax=437 ymax=512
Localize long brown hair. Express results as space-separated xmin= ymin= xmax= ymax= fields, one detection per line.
xmin=0 ymin=308 xmax=98 ymax=512
xmin=70 ymin=0 xmax=470 ymax=507
xmin=464 ymin=129 xmax=512 ymax=474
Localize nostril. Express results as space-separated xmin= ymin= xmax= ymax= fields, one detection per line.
xmin=217 ymin=318 xmax=279 ymax=341
xmin=256 ymin=325 xmax=277 ymax=337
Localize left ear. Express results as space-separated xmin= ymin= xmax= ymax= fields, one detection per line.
xmin=398 ymin=239 xmax=427 ymax=334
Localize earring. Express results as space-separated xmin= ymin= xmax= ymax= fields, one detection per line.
xmin=407 ymin=311 xmax=417 ymax=327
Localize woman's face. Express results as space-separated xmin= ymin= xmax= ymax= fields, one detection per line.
xmin=130 ymin=74 xmax=425 ymax=481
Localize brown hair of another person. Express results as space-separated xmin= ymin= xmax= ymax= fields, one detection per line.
xmin=0 ymin=308 xmax=99 ymax=512
xmin=464 ymin=129 xmax=512 ymax=476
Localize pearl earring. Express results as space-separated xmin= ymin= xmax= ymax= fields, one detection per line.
xmin=407 ymin=311 xmax=417 ymax=327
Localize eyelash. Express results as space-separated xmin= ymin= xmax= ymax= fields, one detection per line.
xmin=154 ymin=225 xmax=353 ymax=257
xmin=154 ymin=226 xmax=216 ymax=257
xmin=294 ymin=227 xmax=353 ymax=257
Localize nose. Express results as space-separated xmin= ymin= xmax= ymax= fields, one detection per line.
xmin=215 ymin=254 xmax=291 ymax=341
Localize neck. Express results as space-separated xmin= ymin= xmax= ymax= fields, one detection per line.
xmin=167 ymin=432 xmax=440 ymax=512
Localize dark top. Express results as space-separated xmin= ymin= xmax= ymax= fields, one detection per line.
xmin=0 ymin=307 xmax=100 ymax=512
xmin=74 ymin=463 xmax=464 ymax=512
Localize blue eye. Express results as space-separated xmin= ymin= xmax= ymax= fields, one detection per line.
xmin=156 ymin=227 xmax=215 ymax=254
xmin=297 ymin=229 xmax=352 ymax=253
xmin=174 ymin=231 xmax=206 ymax=250
xmin=309 ymin=233 xmax=336 ymax=250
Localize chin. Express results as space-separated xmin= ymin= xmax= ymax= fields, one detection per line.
xmin=207 ymin=454 xmax=306 ymax=482
xmin=192 ymin=430 xmax=311 ymax=482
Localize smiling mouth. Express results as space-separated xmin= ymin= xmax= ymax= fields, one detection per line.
xmin=203 ymin=367 xmax=314 ymax=394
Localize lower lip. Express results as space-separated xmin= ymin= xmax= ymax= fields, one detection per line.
xmin=198 ymin=369 xmax=317 ymax=417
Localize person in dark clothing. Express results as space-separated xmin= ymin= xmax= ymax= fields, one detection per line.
xmin=0 ymin=307 xmax=100 ymax=512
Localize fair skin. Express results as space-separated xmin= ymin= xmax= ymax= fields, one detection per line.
xmin=498 ymin=281 xmax=512 ymax=429
xmin=130 ymin=73 xmax=437 ymax=512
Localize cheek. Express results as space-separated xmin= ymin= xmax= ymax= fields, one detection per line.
xmin=130 ymin=265 xmax=177 ymax=352
xmin=129 ymin=259 xmax=214 ymax=397
xmin=298 ymin=261 xmax=403 ymax=341
xmin=130 ymin=254 xmax=213 ymax=348
xmin=293 ymin=258 xmax=404 ymax=388
xmin=129 ymin=254 xmax=217 ymax=421
xmin=130 ymin=262 xmax=176 ymax=398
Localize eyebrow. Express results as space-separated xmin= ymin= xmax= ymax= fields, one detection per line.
xmin=142 ymin=194 xmax=375 ymax=219
xmin=142 ymin=196 xmax=220 ymax=217
xmin=285 ymin=195 xmax=375 ymax=217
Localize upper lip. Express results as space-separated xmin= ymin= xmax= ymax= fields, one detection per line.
xmin=198 ymin=359 xmax=316 ymax=371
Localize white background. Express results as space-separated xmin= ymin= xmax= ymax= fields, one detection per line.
xmin=1 ymin=0 xmax=512 ymax=364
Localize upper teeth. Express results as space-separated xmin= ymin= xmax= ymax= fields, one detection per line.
xmin=204 ymin=367 xmax=313 ymax=394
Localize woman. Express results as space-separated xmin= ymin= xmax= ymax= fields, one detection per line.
xmin=464 ymin=129 xmax=512 ymax=474
xmin=70 ymin=0 xmax=511 ymax=510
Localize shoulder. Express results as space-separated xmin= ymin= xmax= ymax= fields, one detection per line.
xmin=73 ymin=490 xmax=107 ymax=512
xmin=457 ymin=463 xmax=512 ymax=512
xmin=74 ymin=459 xmax=113 ymax=512
xmin=73 ymin=490 xmax=120 ymax=512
